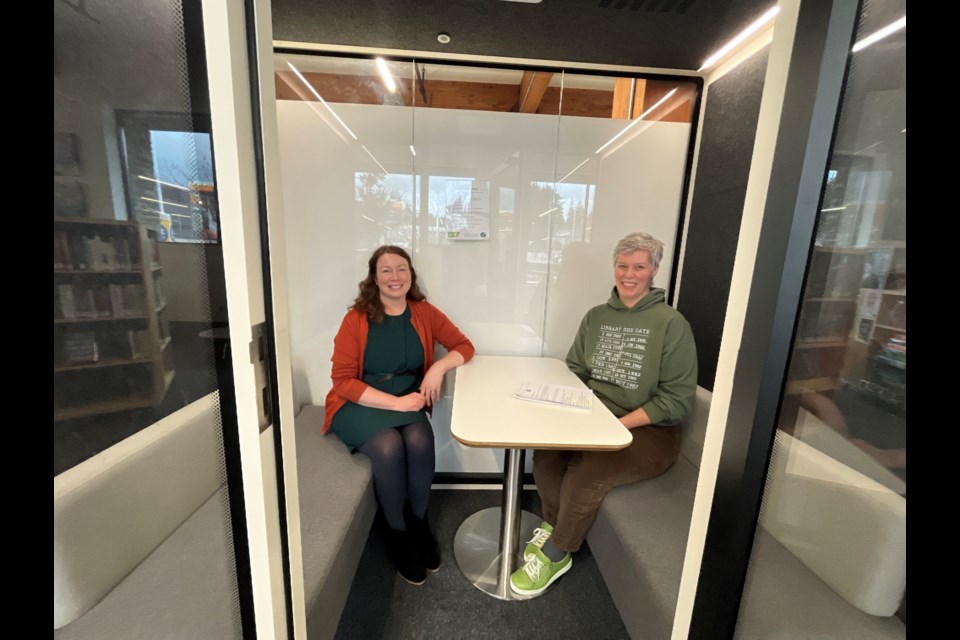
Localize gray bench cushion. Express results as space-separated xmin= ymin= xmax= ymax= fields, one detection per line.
xmin=586 ymin=454 xmax=699 ymax=639
xmin=738 ymin=532 xmax=905 ymax=639
xmin=54 ymin=487 xmax=241 ymax=640
xmin=295 ymin=406 xmax=377 ymax=640
xmin=587 ymin=453 xmax=905 ymax=639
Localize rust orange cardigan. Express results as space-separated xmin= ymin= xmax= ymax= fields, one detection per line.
xmin=322 ymin=300 xmax=476 ymax=433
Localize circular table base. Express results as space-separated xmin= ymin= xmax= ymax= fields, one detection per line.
xmin=453 ymin=507 xmax=544 ymax=600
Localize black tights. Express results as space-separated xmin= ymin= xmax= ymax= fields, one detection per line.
xmin=357 ymin=422 xmax=435 ymax=531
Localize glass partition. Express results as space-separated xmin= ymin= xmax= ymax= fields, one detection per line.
xmin=736 ymin=1 xmax=906 ymax=636
xmin=54 ymin=0 xmax=244 ymax=636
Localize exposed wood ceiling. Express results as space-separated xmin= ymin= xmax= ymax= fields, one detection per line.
xmin=276 ymin=67 xmax=696 ymax=123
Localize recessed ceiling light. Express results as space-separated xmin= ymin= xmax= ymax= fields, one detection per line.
xmin=437 ymin=33 xmax=451 ymax=44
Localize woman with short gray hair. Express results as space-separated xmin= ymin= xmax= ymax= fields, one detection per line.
xmin=511 ymin=231 xmax=698 ymax=596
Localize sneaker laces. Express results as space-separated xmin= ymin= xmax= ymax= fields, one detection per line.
xmin=521 ymin=553 xmax=546 ymax=582
xmin=527 ymin=527 xmax=551 ymax=550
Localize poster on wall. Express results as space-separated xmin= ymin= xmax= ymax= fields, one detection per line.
xmin=443 ymin=179 xmax=490 ymax=241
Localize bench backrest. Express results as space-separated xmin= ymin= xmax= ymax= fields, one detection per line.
xmin=677 ymin=386 xmax=906 ymax=617
xmin=54 ymin=392 xmax=224 ymax=629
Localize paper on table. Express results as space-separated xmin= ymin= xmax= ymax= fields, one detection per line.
xmin=514 ymin=381 xmax=594 ymax=410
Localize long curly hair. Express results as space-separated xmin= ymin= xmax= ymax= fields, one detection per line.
xmin=351 ymin=245 xmax=426 ymax=324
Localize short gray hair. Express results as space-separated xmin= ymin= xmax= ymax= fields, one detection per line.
xmin=613 ymin=232 xmax=664 ymax=268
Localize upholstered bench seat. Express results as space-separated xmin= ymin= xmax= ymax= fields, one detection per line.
xmin=54 ymin=398 xmax=376 ymax=640
xmin=586 ymin=388 xmax=906 ymax=639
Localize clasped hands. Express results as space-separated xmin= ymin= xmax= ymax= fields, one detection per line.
xmin=393 ymin=364 xmax=445 ymax=411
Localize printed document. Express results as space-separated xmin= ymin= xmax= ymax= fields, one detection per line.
xmin=514 ymin=381 xmax=594 ymax=410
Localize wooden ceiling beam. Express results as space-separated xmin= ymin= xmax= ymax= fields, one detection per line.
xmin=612 ymin=78 xmax=633 ymax=119
xmin=640 ymin=80 xmax=696 ymax=123
xmin=632 ymin=79 xmax=648 ymax=119
xmin=515 ymin=71 xmax=554 ymax=113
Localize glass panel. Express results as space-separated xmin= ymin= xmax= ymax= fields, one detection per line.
xmin=407 ymin=59 xmax=564 ymax=473
xmin=273 ymin=52 xmax=417 ymax=408
xmin=54 ymin=0 xmax=242 ymax=636
xmin=544 ymin=72 xmax=697 ymax=358
xmin=736 ymin=1 xmax=906 ymax=636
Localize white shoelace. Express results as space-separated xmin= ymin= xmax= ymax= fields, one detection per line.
xmin=527 ymin=527 xmax=551 ymax=550
xmin=522 ymin=553 xmax=545 ymax=582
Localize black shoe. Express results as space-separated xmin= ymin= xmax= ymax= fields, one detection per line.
xmin=386 ymin=527 xmax=427 ymax=585
xmin=406 ymin=506 xmax=441 ymax=572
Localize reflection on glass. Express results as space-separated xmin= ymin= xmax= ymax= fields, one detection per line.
xmin=355 ymin=172 xmax=418 ymax=250
xmin=54 ymin=0 xmax=240 ymax=636
xmin=738 ymin=1 xmax=906 ymax=636
xmin=118 ymin=112 xmax=221 ymax=244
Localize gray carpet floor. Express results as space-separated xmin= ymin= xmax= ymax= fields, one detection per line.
xmin=335 ymin=489 xmax=628 ymax=640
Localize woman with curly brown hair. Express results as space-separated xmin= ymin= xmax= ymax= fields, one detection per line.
xmin=322 ymin=245 xmax=475 ymax=585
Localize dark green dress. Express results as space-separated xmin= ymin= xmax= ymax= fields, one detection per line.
xmin=330 ymin=306 xmax=427 ymax=451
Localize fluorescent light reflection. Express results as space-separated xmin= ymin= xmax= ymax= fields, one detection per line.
xmin=141 ymin=196 xmax=189 ymax=208
xmin=699 ymin=6 xmax=780 ymax=71
xmin=360 ymin=144 xmax=389 ymax=174
xmin=375 ymin=57 xmax=398 ymax=93
xmin=853 ymin=17 xmax=906 ymax=52
xmin=595 ymin=89 xmax=677 ymax=156
xmin=286 ymin=62 xmax=358 ymax=140
xmin=138 ymin=175 xmax=191 ymax=191
xmin=558 ymin=157 xmax=592 ymax=184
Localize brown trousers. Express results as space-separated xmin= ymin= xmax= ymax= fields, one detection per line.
xmin=533 ymin=424 xmax=680 ymax=552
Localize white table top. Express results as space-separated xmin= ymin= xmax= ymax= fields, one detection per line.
xmin=450 ymin=355 xmax=633 ymax=450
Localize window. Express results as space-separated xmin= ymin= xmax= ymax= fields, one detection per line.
xmin=118 ymin=111 xmax=220 ymax=243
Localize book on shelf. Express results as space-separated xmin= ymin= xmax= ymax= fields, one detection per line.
xmin=109 ymin=284 xmax=125 ymax=316
xmin=57 ymin=284 xmax=76 ymax=319
xmin=92 ymin=284 xmax=113 ymax=317
xmin=63 ymin=331 xmax=99 ymax=364
xmin=121 ymin=284 xmax=146 ymax=315
xmin=66 ymin=235 xmax=89 ymax=270
xmin=88 ymin=236 xmax=115 ymax=271
xmin=73 ymin=284 xmax=97 ymax=318
xmin=113 ymin=235 xmax=132 ymax=269
xmin=54 ymin=232 xmax=69 ymax=270
xmin=54 ymin=228 xmax=139 ymax=272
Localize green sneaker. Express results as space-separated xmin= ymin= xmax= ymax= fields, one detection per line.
xmin=510 ymin=547 xmax=572 ymax=596
xmin=523 ymin=522 xmax=554 ymax=561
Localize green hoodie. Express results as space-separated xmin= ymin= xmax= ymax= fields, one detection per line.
xmin=565 ymin=287 xmax=697 ymax=425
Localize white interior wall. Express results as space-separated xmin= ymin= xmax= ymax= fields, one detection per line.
xmin=277 ymin=98 xmax=690 ymax=473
